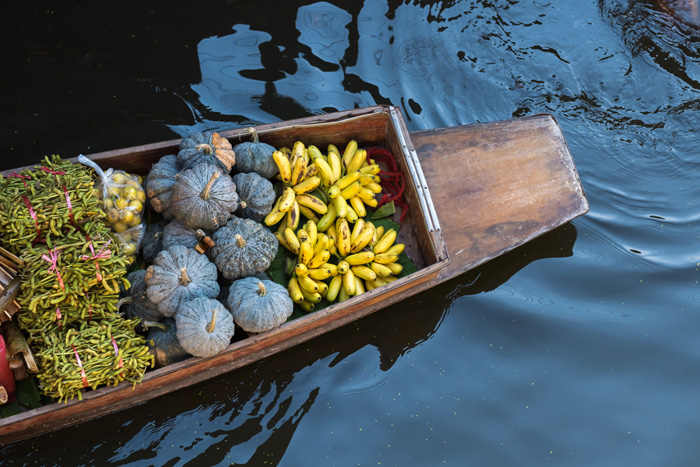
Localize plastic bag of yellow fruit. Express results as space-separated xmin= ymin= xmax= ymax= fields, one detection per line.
xmin=78 ymin=155 xmax=146 ymax=263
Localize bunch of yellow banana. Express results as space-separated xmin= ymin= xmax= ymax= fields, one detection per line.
xmin=282 ymin=220 xmax=338 ymax=312
xmin=323 ymin=218 xmax=406 ymax=302
xmin=264 ymin=141 xmax=330 ymax=229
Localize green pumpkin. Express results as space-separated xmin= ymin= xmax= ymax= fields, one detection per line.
xmin=232 ymin=127 xmax=278 ymax=179
xmin=141 ymin=219 xmax=167 ymax=264
xmin=175 ymin=297 xmax=235 ymax=358
xmin=145 ymin=317 xmax=190 ymax=368
xmin=170 ymin=163 xmax=239 ymax=231
xmin=162 ymin=219 xmax=207 ymax=251
xmin=178 ymin=131 xmax=236 ymax=173
xmin=145 ymin=155 xmax=180 ymax=219
xmin=226 ymin=277 xmax=293 ymax=333
xmin=145 ymin=245 xmax=220 ymax=317
xmin=208 ymin=217 xmax=278 ymax=280
xmin=232 ymin=172 xmax=275 ymax=223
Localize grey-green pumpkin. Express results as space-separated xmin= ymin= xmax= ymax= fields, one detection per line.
xmin=208 ymin=217 xmax=278 ymax=280
xmin=175 ymin=297 xmax=235 ymax=358
xmin=177 ymin=131 xmax=236 ymax=173
xmin=145 ymin=317 xmax=191 ymax=368
xmin=119 ymin=269 xmax=164 ymax=332
xmin=170 ymin=162 xmax=239 ymax=231
xmin=162 ymin=219 xmax=207 ymax=251
xmin=145 ymin=155 xmax=180 ymax=219
xmin=232 ymin=127 xmax=278 ymax=179
xmin=141 ymin=220 xmax=167 ymax=264
xmin=232 ymin=172 xmax=275 ymax=223
xmin=145 ymin=245 xmax=220 ymax=317
xmin=226 ymin=277 xmax=293 ymax=333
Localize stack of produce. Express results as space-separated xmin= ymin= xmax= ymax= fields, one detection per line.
xmin=0 ymin=156 xmax=152 ymax=402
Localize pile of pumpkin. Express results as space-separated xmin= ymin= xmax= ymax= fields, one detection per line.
xmin=125 ymin=129 xmax=408 ymax=366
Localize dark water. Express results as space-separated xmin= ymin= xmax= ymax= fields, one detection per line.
xmin=1 ymin=0 xmax=699 ymax=465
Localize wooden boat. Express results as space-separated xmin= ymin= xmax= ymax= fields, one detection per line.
xmin=0 ymin=105 xmax=588 ymax=445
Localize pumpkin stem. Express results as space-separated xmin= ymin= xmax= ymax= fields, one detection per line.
xmin=247 ymin=126 xmax=259 ymax=143
xmin=257 ymin=281 xmax=267 ymax=296
xmin=195 ymin=143 xmax=213 ymax=155
xmin=206 ymin=309 xmax=218 ymax=333
xmin=239 ymin=200 xmax=247 ymax=210
xmin=179 ymin=267 xmax=191 ymax=286
xmin=235 ymin=234 xmax=246 ymax=248
xmin=116 ymin=297 xmax=133 ymax=314
xmin=201 ymin=171 xmax=220 ymax=200
xmin=142 ymin=320 xmax=169 ymax=332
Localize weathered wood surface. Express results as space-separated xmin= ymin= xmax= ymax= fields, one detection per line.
xmin=0 ymin=112 xmax=588 ymax=445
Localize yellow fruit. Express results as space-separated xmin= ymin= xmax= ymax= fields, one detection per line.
xmin=331 ymin=195 xmax=348 ymax=218
xmin=351 ymin=265 xmax=376 ymax=281
xmin=297 ymin=274 xmax=319 ymax=293
xmin=326 ymin=275 xmax=343 ymax=302
xmin=373 ymin=229 xmax=397 ymax=254
xmin=273 ymin=150 xmax=292 ymax=182
xmin=337 ymin=260 xmax=350 ymax=275
xmin=296 ymin=193 xmax=328 ymax=215
xmin=343 ymin=269 xmax=356 ymax=296
xmin=345 ymin=251 xmax=375 ymax=266
xmin=278 ymin=187 xmax=296 ymax=213
xmin=349 ymin=196 xmax=366 ymax=218
xmin=342 ymin=140 xmax=358 ymax=168
xmin=340 ymin=180 xmax=362 ymax=200
xmin=295 ymin=263 xmax=309 ymax=277
xmin=370 ymin=262 xmax=394 ymax=278
xmin=288 ymin=277 xmax=305 ymax=303
xmin=308 ymin=249 xmax=331 ymax=269
xmin=374 ymin=253 xmax=400 ymax=264
xmin=384 ymin=261 xmax=404 ymax=276
xmin=292 ymin=176 xmax=321 ymax=194
xmin=386 ymin=243 xmax=405 ymax=256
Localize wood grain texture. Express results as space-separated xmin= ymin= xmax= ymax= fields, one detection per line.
xmin=411 ymin=113 xmax=588 ymax=280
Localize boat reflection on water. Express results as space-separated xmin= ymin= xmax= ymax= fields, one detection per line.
xmin=0 ymin=222 xmax=578 ymax=464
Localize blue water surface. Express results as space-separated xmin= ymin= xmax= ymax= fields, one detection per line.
xmin=1 ymin=0 xmax=699 ymax=465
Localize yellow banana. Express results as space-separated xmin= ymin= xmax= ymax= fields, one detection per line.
xmin=314 ymin=233 xmax=329 ymax=255
xmin=383 ymin=275 xmax=398 ymax=283
xmin=327 ymin=185 xmax=341 ymax=199
xmin=292 ymin=175 xmax=321 ymax=195
xmin=296 ymin=228 xmax=310 ymax=244
xmin=366 ymin=277 xmax=388 ymax=290
xmin=350 ymin=224 xmax=375 ymax=253
xmin=302 ymin=162 xmax=318 ymax=181
xmin=349 ymin=196 xmax=366 ymax=218
xmin=331 ymin=194 xmax=348 ymax=218
xmin=340 ymin=180 xmax=362 ymax=200
xmin=294 ymin=263 xmax=309 ymax=277
xmin=370 ymin=261 xmax=394 ymax=278
xmin=314 ymin=157 xmax=334 ymax=187
xmin=283 ymin=227 xmax=301 ymax=255
xmin=298 ymin=300 xmax=315 ymax=312
xmin=291 ymin=155 xmax=307 ymax=186
xmin=327 ymin=143 xmax=340 ymax=156
xmin=327 ymin=150 xmax=342 ymax=184
xmin=386 ymin=243 xmax=405 ymax=256
xmin=326 ymin=224 xmax=338 ymax=247
xmin=363 ymin=197 xmax=378 ymax=208
xmin=364 ymin=181 xmax=383 ymax=194
xmin=345 ymin=251 xmax=375 ymax=265
xmin=308 ymin=265 xmax=336 ymax=281
xmin=346 ymin=148 xmax=367 ymax=173
xmin=359 ymin=173 xmax=380 ymax=185
xmin=350 ymin=219 xmax=366 ymax=243
xmin=374 ymin=253 xmax=400 ymax=264
xmin=337 ymin=260 xmax=350 ymax=275
xmin=307 ymin=145 xmax=324 ymax=160
xmin=279 ymin=146 xmax=292 ymax=158
xmin=286 ymin=199 xmax=300 ymax=230
xmin=373 ymin=225 xmax=385 ymax=245
xmin=384 ymin=261 xmax=403 ymax=276
xmin=373 ymin=229 xmax=397 ymax=254
xmin=354 ymin=274 xmax=365 ymax=296
xmin=275 ymin=230 xmax=293 ymax=253
xmin=304 ymin=220 xmax=318 ymax=247
xmin=287 ymin=277 xmax=304 ymax=304
xmin=264 ymin=197 xmax=286 ymax=226
xmin=297 ymin=273 xmax=319 ymax=293
xmin=298 ymin=239 xmax=314 ymax=266
xmin=336 ymin=218 xmax=351 ymax=257
xmin=356 ymin=186 xmax=377 ymax=202
xmin=316 ymin=203 xmax=337 ymax=232
xmin=326 ymin=275 xmax=343 ymax=302
xmin=308 ymin=249 xmax=331 ymax=269
xmin=342 ymin=140 xmax=358 ymax=168
xmin=359 ymin=164 xmax=381 ymax=175
xmin=298 ymin=204 xmax=321 ymax=223
xmin=338 ymin=286 xmax=349 ymax=302
xmin=351 ymin=265 xmax=376 ymax=281
xmin=345 ymin=204 xmax=359 ymax=224
xmin=278 ymin=187 xmax=296 ymax=213
xmin=342 ymin=269 xmax=356 ymax=296
xmin=333 ymin=170 xmax=361 ymax=191
xmin=300 ymin=285 xmax=322 ymax=304
xmin=290 ymin=140 xmax=305 ymax=167
xmin=272 ymin=150 xmax=292 ymax=182
xmin=296 ymin=193 xmax=328 ymax=215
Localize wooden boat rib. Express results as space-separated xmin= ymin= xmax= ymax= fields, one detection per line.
xmin=0 ymin=106 xmax=588 ymax=445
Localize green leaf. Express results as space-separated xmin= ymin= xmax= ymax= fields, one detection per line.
xmin=371 ymin=201 xmax=395 ymax=219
